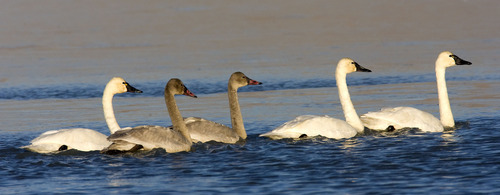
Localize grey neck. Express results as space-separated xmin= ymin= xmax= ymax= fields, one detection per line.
xmin=228 ymin=84 xmax=247 ymax=139
xmin=165 ymin=91 xmax=192 ymax=143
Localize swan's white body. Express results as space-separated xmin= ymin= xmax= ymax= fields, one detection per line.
xmin=261 ymin=115 xmax=358 ymax=139
xmin=360 ymin=51 xmax=471 ymax=132
xmin=260 ymin=58 xmax=371 ymax=139
xmin=22 ymin=128 xmax=111 ymax=153
xmin=361 ymin=107 xmax=443 ymax=132
xmin=22 ymin=77 xmax=142 ymax=153
xmin=185 ymin=72 xmax=262 ymax=143
xmin=102 ymin=78 xmax=196 ymax=154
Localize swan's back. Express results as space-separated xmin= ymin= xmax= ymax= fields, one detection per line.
xmin=360 ymin=107 xmax=443 ymax=132
xmin=22 ymin=128 xmax=111 ymax=153
xmin=260 ymin=115 xmax=358 ymax=139
xmin=106 ymin=125 xmax=192 ymax=153
xmin=184 ymin=117 xmax=240 ymax=143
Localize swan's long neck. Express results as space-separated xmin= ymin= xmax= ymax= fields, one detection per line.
xmin=436 ymin=66 xmax=454 ymax=127
xmin=165 ymin=91 xmax=192 ymax=143
xmin=336 ymin=71 xmax=364 ymax=133
xmin=102 ymin=86 xmax=120 ymax=134
xmin=228 ymin=84 xmax=246 ymax=139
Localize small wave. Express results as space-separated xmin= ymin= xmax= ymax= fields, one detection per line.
xmin=0 ymin=73 xmax=489 ymax=100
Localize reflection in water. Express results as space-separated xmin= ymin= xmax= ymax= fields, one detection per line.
xmin=440 ymin=133 xmax=457 ymax=145
xmin=104 ymin=150 xmax=192 ymax=187
xmin=339 ymin=139 xmax=361 ymax=150
xmin=440 ymin=121 xmax=470 ymax=146
xmin=107 ymin=169 xmax=132 ymax=187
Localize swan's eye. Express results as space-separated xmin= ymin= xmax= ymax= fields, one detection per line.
xmin=449 ymin=55 xmax=453 ymax=57
xmin=351 ymin=62 xmax=355 ymax=64
xmin=122 ymin=82 xmax=128 ymax=85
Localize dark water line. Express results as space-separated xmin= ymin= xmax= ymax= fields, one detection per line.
xmin=0 ymin=73 xmax=496 ymax=100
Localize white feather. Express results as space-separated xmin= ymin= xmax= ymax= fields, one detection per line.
xmin=260 ymin=115 xmax=357 ymax=139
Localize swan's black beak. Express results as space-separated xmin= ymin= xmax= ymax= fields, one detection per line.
xmin=451 ymin=55 xmax=472 ymax=65
xmin=184 ymin=88 xmax=197 ymax=98
xmin=126 ymin=83 xmax=143 ymax=93
xmin=354 ymin=62 xmax=372 ymax=72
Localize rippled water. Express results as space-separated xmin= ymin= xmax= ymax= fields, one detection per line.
xmin=2 ymin=117 xmax=500 ymax=194
xmin=1 ymin=1 xmax=500 ymax=194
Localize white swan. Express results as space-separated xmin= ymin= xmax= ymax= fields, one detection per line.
xmin=360 ymin=51 xmax=471 ymax=132
xmin=102 ymin=78 xmax=196 ymax=154
xmin=260 ymin=58 xmax=371 ymax=139
xmin=22 ymin=77 xmax=143 ymax=153
xmin=185 ymin=72 xmax=262 ymax=143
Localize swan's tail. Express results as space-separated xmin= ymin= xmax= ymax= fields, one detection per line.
xmin=101 ymin=142 xmax=143 ymax=155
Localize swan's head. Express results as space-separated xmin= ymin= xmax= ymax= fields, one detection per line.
xmin=106 ymin=77 xmax=143 ymax=95
xmin=337 ymin=58 xmax=372 ymax=74
xmin=166 ymin=78 xmax=197 ymax=98
xmin=436 ymin=51 xmax=472 ymax=68
xmin=229 ymin=72 xmax=262 ymax=89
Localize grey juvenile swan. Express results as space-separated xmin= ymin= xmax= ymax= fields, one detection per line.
xmin=102 ymin=78 xmax=197 ymax=154
xmin=185 ymin=72 xmax=262 ymax=143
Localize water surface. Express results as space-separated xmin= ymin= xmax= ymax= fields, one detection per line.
xmin=1 ymin=1 xmax=499 ymax=194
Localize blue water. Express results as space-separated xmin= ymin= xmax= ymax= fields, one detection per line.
xmin=1 ymin=73 xmax=500 ymax=194
xmin=1 ymin=51 xmax=499 ymax=194
xmin=3 ymin=72 xmax=497 ymax=100
xmin=2 ymin=117 xmax=500 ymax=194
xmin=1 ymin=1 xmax=500 ymax=194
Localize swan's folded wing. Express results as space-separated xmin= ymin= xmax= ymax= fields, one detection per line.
xmin=360 ymin=107 xmax=413 ymax=130
xmin=184 ymin=117 xmax=240 ymax=143
xmin=361 ymin=107 xmax=443 ymax=131
xmin=260 ymin=115 xmax=357 ymax=139
xmin=23 ymin=128 xmax=111 ymax=153
xmin=37 ymin=130 xmax=62 ymax=137
xmin=108 ymin=125 xmax=191 ymax=151
xmin=260 ymin=115 xmax=320 ymax=139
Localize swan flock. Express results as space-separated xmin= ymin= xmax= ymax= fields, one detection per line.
xmin=23 ymin=51 xmax=471 ymax=154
